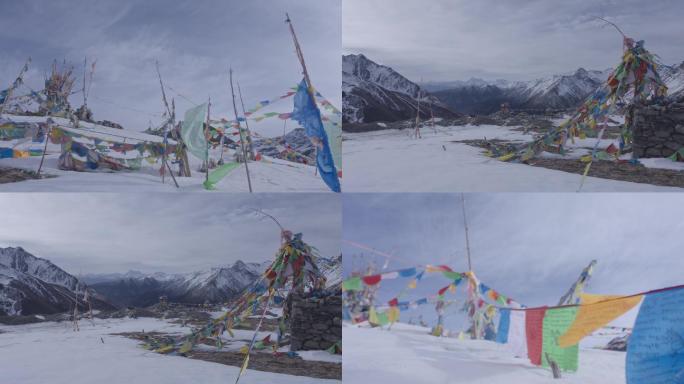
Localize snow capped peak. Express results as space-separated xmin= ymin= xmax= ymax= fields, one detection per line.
xmin=0 ymin=246 xmax=84 ymax=292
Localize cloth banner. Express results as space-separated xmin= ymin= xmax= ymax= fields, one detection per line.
xmin=181 ymin=103 xmax=208 ymax=161
xmin=525 ymin=307 xmax=547 ymax=366
xmin=203 ymin=162 xmax=241 ymax=190
xmin=626 ymin=287 xmax=684 ymax=384
xmin=496 ymin=308 xmax=510 ymax=344
xmin=580 ymin=293 xmax=623 ymax=304
xmin=542 ymin=306 xmax=579 ymax=372
xmin=291 ymin=79 xmax=340 ymax=192
xmin=558 ymin=295 xmax=642 ymax=348
xmin=508 ymin=310 xmax=527 ymax=358
xmin=342 ymin=276 xmax=362 ymax=291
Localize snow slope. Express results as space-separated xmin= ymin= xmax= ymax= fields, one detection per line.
xmin=343 ymin=125 xmax=684 ymax=192
xmin=343 ymin=322 xmax=626 ymax=384
xmin=0 ymin=317 xmax=339 ymax=384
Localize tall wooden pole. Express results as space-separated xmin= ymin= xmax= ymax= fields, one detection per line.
xmin=205 ymin=97 xmax=211 ymax=184
xmin=155 ymin=61 xmax=179 ymax=187
xmin=286 ymin=14 xmax=316 ymax=102
xmin=461 ymin=193 xmax=472 ymax=272
xmin=229 ymin=69 xmax=253 ymax=193
xmin=237 ymin=81 xmax=256 ymax=160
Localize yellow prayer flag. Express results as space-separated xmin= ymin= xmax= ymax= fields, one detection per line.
xmin=448 ymin=283 xmax=456 ymax=293
xmin=580 ymin=293 xmax=623 ymax=305
xmin=408 ymin=279 xmax=417 ymax=289
xmin=237 ymin=354 xmax=250 ymax=379
xmin=558 ymin=295 xmax=642 ymax=348
xmin=369 ymin=306 xmax=379 ymax=324
xmin=387 ymin=307 xmax=400 ymax=324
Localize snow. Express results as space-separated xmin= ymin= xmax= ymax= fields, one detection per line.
xmin=343 ymin=322 xmax=626 ymax=384
xmin=343 ymin=125 xmax=684 ymax=192
xmin=0 ymin=317 xmax=339 ymax=384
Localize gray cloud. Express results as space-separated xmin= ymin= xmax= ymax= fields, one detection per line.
xmin=343 ymin=0 xmax=684 ymax=82
xmin=343 ymin=193 xmax=684 ymax=309
xmin=0 ymin=193 xmax=340 ymax=274
xmin=0 ymin=0 xmax=341 ymax=136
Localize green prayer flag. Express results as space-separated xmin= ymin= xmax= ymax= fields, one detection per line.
xmin=442 ymin=271 xmax=462 ymax=281
xmin=542 ymin=306 xmax=579 ymax=372
xmin=342 ymin=276 xmax=362 ymax=291
xmin=181 ymin=103 xmax=208 ymax=161
xmin=203 ymin=162 xmax=241 ymax=190
xmin=376 ymin=311 xmax=389 ymax=326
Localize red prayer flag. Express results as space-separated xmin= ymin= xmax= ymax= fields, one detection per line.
xmin=388 ymin=298 xmax=398 ymax=307
xmin=362 ymin=274 xmax=382 ymax=286
xmin=525 ymin=307 xmax=547 ymax=366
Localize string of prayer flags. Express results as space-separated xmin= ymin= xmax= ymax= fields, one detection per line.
xmin=525 ymin=307 xmax=547 ymax=366
xmin=626 ymin=286 xmax=684 ymax=384
xmin=557 ymin=295 xmax=642 ymax=348
xmin=541 ymin=307 xmax=579 ymax=372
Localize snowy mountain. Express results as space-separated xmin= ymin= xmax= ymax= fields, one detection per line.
xmin=87 ymin=260 xmax=267 ymax=308
xmin=432 ymin=68 xmax=611 ymax=114
xmin=88 ymin=255 xmax=343 ymax=308
xmin=343 ymin=54 xmax=458 ymax=124
xmin=0 ymin=247 xmax=113 ymax=316
xmin=661 ymin=61 xmax=684 ymax=98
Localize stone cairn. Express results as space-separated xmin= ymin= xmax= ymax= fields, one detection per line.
xmin=289 ymin=294 xmax=342 ymax=351
xmin=632 ymin=97 xmax=684 ymax=158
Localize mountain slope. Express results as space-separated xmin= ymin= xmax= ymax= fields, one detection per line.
xmin=343 ymin=54 xmax=458 ymax=124
xmin=0 ymin=247 xmax=112 ymax=316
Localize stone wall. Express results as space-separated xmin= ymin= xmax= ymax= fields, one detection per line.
xmin=289 ymin=294 xmax=341 ymax=351
xmin=632 ymin=100 xmax=684 ymax=158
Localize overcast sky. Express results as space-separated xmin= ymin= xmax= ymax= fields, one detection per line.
xmin=0 ymin=0 xmax=341 ymax=135
xmin=343 ymin=193 xmax=684 ymax=328
xmin=0 ymin=193 xmax=340 ymax=275
xmin=344 ymin=0 xmax=684 ymax=82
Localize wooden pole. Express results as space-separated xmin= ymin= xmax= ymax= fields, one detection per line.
xmin=205 ymin=97 xmax=211 ymax=184
xmin=229 ymin=68 xmax=253 ymax=193
xmin=461 ymin=193 xmax=472 ymax=272
xmin=155 ymin=61 xmax=175 ymax=186
xmin=286 ymin=14 xmax=316 ymax=102
xmin=237 ymin=81 xmax=256 ymax=160
xmin=36 ymin=120 xmax=52 ymax=177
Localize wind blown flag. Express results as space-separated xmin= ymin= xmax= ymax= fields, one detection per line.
xmin=181 ymin=103 xmax=208 ymax=161
xmin=626 ymin=287 xmax=684 ymax=384
xmin=291 ymin=79 xmax=341 ymax=192
xmin=508 ymin=310 xmax=527 ymax=358
xmin=203 ymin=162 xmax=241 ymax=190
xmin=496 ymin=308 xmax=511 ymax=344
xmin=542 ymin=306 xmax=579 ymax=372
xmin=525 ymin=307 xmax=547 ymax=366
xmin=558 ymin=295 xmax=642 ymax=348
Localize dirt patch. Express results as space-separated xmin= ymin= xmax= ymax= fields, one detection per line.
xmin=0 ymin=167 xmax=55 ymax=184
xmin=114 ymin=331 xmax=340 ymax=380
xmin=528 ymin=158 xmax=684 ymax=188
xmin=187 ymin=351 xmax=341 ymax=380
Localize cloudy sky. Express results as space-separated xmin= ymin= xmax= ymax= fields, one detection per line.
xmin=0 ymin=193 xmax=340 ymax=275
xmin=344 ymin=0 xmax=684 ymax=82
xmin=343 ymin=193 xmax=684 ymax=328
xmin=0 ymin=0 xmax=341 ymax=135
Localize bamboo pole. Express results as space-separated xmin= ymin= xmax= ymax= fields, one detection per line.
xmin=237 ymin=81 xmax=256 ymax=160
xmin=229 ymin=68 xmax=253 ymax=193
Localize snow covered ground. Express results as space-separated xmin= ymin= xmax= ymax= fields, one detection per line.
xmin=343 ymin=322 xmax=627 ymax=384
xmin=0 ymin=318 xmax=340 ymax=384
xmin=0 ymin=134 xmax=328 ymax=192
xmin=343 ymin=125 xmax=684 ymax=192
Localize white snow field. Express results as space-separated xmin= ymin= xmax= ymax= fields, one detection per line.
xmin=343 ymin=322 xmax=626 ymax=384
xmin=0 ymin=318 xmax=340 ymax=384
xmin=343 ymin=125 xmax=684 ymax=192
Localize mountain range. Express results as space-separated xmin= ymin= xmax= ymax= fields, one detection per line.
xmin=343 ymin=54 xmax=684 ymax=123
xmin=343 ymin=54 xmax=459 ymax=124
xmin=1 ymin=246 xmax=342 ymax=315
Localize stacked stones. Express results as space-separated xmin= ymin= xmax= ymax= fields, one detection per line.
xmin=632 ymin=98 xmax=684 ymax=158
xmin=289 ymin=294 xmax=342 ymax=351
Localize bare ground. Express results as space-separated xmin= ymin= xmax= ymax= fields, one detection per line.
xmin=113 ymin=331 xmax=340 ymax=380
xmin=0 ymin=167 xmax=55 ymax=184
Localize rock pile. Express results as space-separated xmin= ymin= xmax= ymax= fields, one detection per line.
xmin=632 ymin=98 xmax=684 ymax=158
xmin=289 ymin=294 xmax=341 ymax=351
